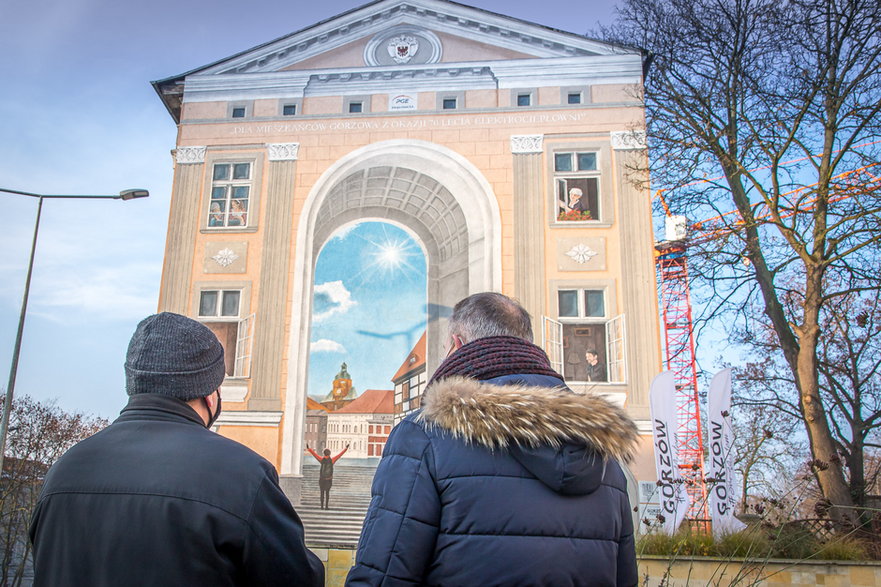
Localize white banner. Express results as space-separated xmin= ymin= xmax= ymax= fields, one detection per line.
xmin=707 ymin=368 xmax=747 ymax=537
xmin=649 ymin=371 xmax=690 ymax=534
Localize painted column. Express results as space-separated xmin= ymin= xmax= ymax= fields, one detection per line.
xmin=158 ymin=146 xmax=206 ymax=314
xmin=510 ymin=134 xmax=545 ymax=335
xmin=612 ymin=131 xmax=655 ymax=418
xmin=248 ymin=143 xmax=299 ymax=412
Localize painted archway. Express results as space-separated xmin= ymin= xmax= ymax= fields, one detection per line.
xmin=281 ymin=140 xmax=502 ymax=475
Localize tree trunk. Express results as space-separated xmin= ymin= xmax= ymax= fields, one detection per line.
xmin=799 ymin=268 xmax=855 ymax=525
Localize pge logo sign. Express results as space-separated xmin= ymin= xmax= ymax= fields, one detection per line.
xmin=389 ymin=94 xmax=418 ymax=111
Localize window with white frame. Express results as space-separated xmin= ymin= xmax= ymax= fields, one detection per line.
xmin=554 ymin=151 xmax=600 ymax=222
xmin=197 ymin=289 xmax=254 ymax=378
xmin=208 ymin=162 xmax=251 ymax=228
xmin=547 ymin=288 xmax=625 ymax=384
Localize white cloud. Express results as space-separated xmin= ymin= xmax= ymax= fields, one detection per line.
xmin=330 ymin=222 xmax=361 ymax=241
xmin=311 ymin=339 xmax=346 ymax=353
xmin=313 ymin=280 xmax=356 ymax=322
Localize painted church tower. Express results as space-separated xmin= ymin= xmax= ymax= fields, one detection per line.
xmin=153 ymin=0 xmax=661 ymax=496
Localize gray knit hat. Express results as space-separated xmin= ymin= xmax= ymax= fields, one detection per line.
xmin=125 ymin=312 xmax=226 ymax=400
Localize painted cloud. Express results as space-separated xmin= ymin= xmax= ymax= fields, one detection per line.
xmin=311 ymin=339 xmax=346 ymax=353
xmin=313 ymin=280 xmax=357 ymax=321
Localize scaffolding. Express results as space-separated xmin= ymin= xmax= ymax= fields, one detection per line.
xmin=655 ymin=240 xmax=707 ymax=519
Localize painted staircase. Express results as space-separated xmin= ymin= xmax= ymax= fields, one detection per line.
xmin=299 ymin=464 xmax=377 ymax=547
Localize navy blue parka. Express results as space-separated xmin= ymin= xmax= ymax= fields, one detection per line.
xmin=347 ymin=373 xmax=639 ymax=587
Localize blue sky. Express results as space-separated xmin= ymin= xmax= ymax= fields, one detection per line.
xmin=308 ymin=222 xmax=428 ymax=400
xmin=0 ymin=0 xmax=619 ymax=419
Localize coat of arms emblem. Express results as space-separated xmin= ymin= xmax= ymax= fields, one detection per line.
xmin=387 ymin=35 xmax=419 ymax=64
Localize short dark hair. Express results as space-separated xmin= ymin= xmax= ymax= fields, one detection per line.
xmin=323 ymin=449 xmax=331 ymax=456
xmin=448 ymin=292 xmax=533 ymax=343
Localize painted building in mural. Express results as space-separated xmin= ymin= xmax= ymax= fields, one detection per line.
xmin=392 ymin=332 xmax=427 ymax=421
xmin=152 ymin=0 xmax=661 ymax=494
xmin=325 ymin=389 xmax=394 ymax=459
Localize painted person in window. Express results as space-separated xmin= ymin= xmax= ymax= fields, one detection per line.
xmin=29 ymin=312 xmax=323 ymax=587
xmin=586 ymin=349 xmax=608 ymax=382
xmin=569 ymin=186 xmax=591 ymax=213
xmin=346 ymin=293 xmax=638 ymax=587
xmin=306 ymin=444 xmax=349 ymax=509
xmin=228 ymin=199 xmax=247 ymax=226
xmin=209 ymin=201 xmax=225 ymax=226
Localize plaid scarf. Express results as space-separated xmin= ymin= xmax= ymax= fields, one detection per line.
xmin=429 ymin=336 xmax=564 ymax=385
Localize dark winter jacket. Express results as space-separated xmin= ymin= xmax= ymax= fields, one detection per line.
xmin=29 ymin=394 xmax=324 ymax=587
xmin=346 ymin=373 xmax=639 ymax=587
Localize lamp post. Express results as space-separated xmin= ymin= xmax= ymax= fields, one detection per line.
xmin=0 ymin=188 xmax=149 ymax=474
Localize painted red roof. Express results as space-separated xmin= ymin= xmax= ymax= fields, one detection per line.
xmin=306 ymin=397 xmax=329 ymax=411
xmin=392 ymin=331 xmax=426 ymax=382
xmin=335 ymin=388 xmax=394 ymax=414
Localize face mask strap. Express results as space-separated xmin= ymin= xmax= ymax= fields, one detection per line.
xmin=203 ymin=393 xmax=222 ymax=428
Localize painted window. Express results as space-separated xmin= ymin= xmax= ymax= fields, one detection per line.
xmin=282 ymin=104 xmax=297 ymax=116
xmin=198 ymin=290 xmax=253 ymax=378
xmin=208 ymin=163 xmax=251 ymax=228
xmin=442 ymin=97 xmax=457 ymax=110
xmin=517 ymin=93 xmax=531 ymax=107
xmin=554 ymin=151 xmax=600 ymax=222
xmin=348 ymin=101 xmax=363 ymax=113
xmin=544 ymin=289 xmax=625 ymax=384
xmin=567 ymin=92 xmax=582 ymax=104
xmin=231 ymin=107 xmax=246 ymax=118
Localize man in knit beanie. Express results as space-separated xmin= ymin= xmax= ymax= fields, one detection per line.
xmin=29 ymin=312 xmax=324 ymax=586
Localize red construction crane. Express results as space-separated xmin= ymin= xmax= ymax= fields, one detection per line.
xmin=653 ymin=155 xmax=880 ymax=522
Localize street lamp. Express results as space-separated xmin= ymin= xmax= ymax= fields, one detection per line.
xmin=0 ymin=187 xmax=149 ymax=474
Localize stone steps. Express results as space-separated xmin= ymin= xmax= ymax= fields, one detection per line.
xmin=300 ymin=465 xmax=377 ymax=547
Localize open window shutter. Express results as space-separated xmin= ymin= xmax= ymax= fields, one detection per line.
xmin=605 ymin=314 xmax=626 ymax=383
xmin=234 ymin=313 xmax=255 ymax=378
xmin=542 ymin=316 xmax=564 ymax=375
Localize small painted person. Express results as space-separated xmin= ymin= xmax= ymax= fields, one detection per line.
xmin=306 ymin=444 xmax=350 ymax=510
xmin=584 ymin=349 xmax=607 ymax=382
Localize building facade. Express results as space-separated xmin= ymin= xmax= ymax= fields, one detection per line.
xmin=153 ymin=0 xmax=660 ymax=489
xmin=392 ymin=332 xmax=427 ymax=422
xmin=325 ymin=389 xmax=394 ymax=459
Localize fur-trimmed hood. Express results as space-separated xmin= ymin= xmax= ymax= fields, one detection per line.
xmin=419 ymin=376 xmax=638 ymax=461
xmin=417 ymin=376 xmax=638 ymax=496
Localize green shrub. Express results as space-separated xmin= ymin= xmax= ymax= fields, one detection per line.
xmin=815 ymin=538 xmax=867 ymax=561
xmin=716 ymin=529 xmax=773 ymax=559
xmin=637 ymin=526 xmax=870 ymax=561
xmin=766 ymin=523 xmax=821 ymax=560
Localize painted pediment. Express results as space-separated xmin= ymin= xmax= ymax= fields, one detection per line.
xmin=280 ymin=28 xmax=536 ymax=72
xmin=153 ymin=0 xmax=642 ymax=122
xmin=183 ymin=0 xmax=631 ymax=77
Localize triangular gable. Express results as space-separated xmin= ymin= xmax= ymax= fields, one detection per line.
xmin=157 ymin=0 xmax=633 ymax=81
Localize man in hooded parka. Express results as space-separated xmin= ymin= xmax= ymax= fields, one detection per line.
xmin=347 ymin=293 xmax=638 ymax=587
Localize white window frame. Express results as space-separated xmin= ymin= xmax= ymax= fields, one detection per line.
xmin=201 ymin=152 xmax=263 ymax=233
xmin=552 ymin=286 xmax=626 ymax=385
xmin=194 ymin=282 xmax=253 ymax=380
xmin=553 ymin=151 xmax=602 ymax=224
xmin=233 ymin=313 xmax=255 ymax=378
xmin=207 ymin=162 xmax=252 ymax=230
xmin=198 ymin=289 xmax=242 ymax=319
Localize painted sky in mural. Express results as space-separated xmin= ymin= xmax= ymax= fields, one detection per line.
xmin=309 ymin=222 xmax=428 ymax=400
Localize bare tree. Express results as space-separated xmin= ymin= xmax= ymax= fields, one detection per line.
xmin=731 ymin=399 xmax=804 ymax=510
xmin=0 ymin=394 xmax=107 ymax=585
xmin=605 ymin=0 xmax=881 ymax=524
xmin=736 ymin=293 xmax=881 ymax=509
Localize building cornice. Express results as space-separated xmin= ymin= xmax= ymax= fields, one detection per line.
xmin=181 ymin=54 xmax=642 ymax=103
